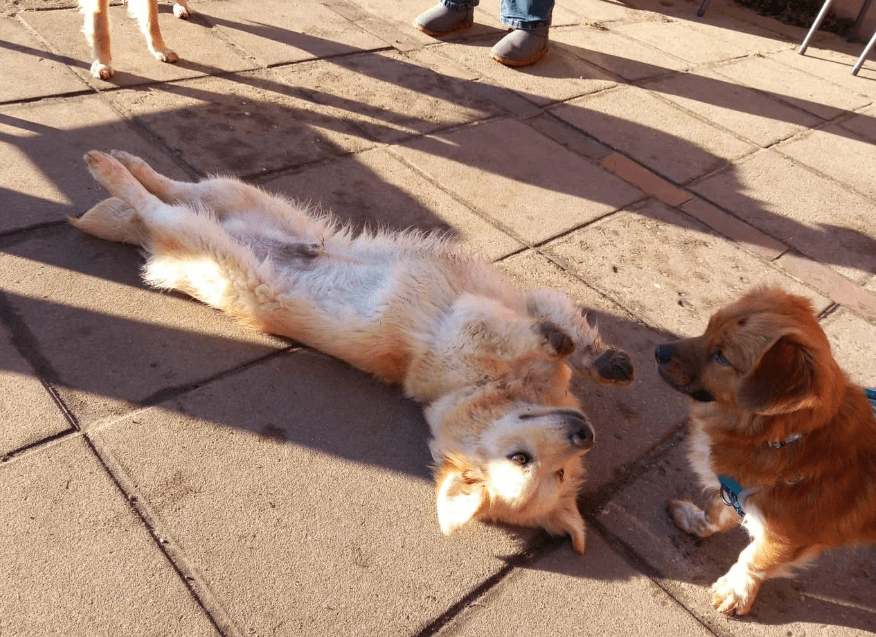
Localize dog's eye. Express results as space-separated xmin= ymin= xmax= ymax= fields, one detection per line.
xmin=508 ymin=452 xmax=531 ymax=466
xmin=556 ymin=468 xmax=565 ymax=481
xmin=713 ymin=350 xmax=731 ymax=366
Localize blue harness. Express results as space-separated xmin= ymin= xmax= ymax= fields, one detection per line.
xmin=719 ymin=388 xmax=876 ymax=518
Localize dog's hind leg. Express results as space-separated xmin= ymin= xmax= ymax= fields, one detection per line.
xmin=109 ymin=150 xmax=327 ymax=241
xmin=69 ymin=197 xmax=145 ymax=245
xmin=127 ymin=0 xmax=179 ymax=63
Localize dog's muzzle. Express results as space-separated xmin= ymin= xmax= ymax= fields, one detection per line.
xmin=654 ymin=344 xmax=714 ymax=402
xmin=561 ymin=410 xmax=594 ymax=450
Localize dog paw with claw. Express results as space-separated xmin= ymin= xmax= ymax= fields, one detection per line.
xmin=711 ymin=571 xmax=758 ymax=616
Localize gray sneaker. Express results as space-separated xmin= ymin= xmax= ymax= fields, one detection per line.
xmin=414 ymin=4 xmax=474 ymax=36
xmin=490 ymin=26 xmax=549 ymax=67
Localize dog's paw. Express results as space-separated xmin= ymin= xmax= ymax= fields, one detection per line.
xmin=152 ymin=48 xmax=180 ymax=64
xmin=173 ymin=3 xmax=190 ymax=18
xmin=90 ymin=61 xmax=114 ymax=80
xmin=711 ymin=571 xmax=758 ymax=616
xmin=668 ymin=499 xmax=716 ymax=538
xmin=592 ymin=348 xmax=634 ymax=385
xmin=110 ymin=149 xmax=146 ymax=170
xmin=537 ymin=321 xmax=575 ymax=358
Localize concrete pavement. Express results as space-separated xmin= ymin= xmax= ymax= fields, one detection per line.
xmin=1 ymin=0 xmax=875 ymax=635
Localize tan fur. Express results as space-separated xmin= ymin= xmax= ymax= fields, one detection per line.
xmin=657 ymin=287 xmax=876 ymax=615
xmin=72 ymin=150 xmax=636 ymax=553
xmin=78 ymin=0 xmax=190 ymax=80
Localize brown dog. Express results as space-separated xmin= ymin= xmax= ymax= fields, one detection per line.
xmin=655 ymin=287 xmax=876 ymax=615
xmin=78 ymin=0 xmax=190 ymax=79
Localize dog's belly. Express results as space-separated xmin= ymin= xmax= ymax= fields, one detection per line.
xmin=284 ymin=255 xmax=396 ymax=323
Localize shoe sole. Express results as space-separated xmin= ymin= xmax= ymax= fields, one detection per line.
xmin=490 ymin=45 xmax=548 ymax=67
xmin=413 ymin=19 xmax=473 ymax=37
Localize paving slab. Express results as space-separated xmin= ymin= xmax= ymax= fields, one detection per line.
xmin=838 ymin=103 xmax=876 ymax=144
xmin=433 ymin=533 xmax=714 ymax=637
xmin=0 ymin=14 xmax=87 ymax=103
xmin=498 ymin=250 xmax=690 ymax=493
xmin=0 ymin=321 xmax=71 ymax=458
xmin=0 ymin=435 xmax=219 ymax=637
xmin=549 ymin=85 xmax=755 ymax=184
xmin=390 ymin=118 xmax=643 ymax=244
xmin=541 ymin=200 xmax=831 ymax=336
xmin=0 ymin=226 xmax=285 ymax=427
xmin=640 ymin=67 xmax=822 ymax=147
xmin=271 ymin=50 xmax=502 ymax=144
xmin=680 ymin=11 xmax=796 ymax=57
xmin=428 ymin=36 xmax=617 ymax=108
xmin=821 ymin=308 xmax=876 ymax=387
xmin=105 ymin=71 xmax=376 ymax=176
xmin=90 ymin=348 xmax=542 ymax=637
xmin=555 ymin=0 xmax=643 ymax=22
xmin=597 ymin=435 xmax=876 ymax=636
xmin=611 ymin=15 xmax=753 ymax=64
xmin=712 ymin=55 xmax=872 ymax=121
xmin=552 ymin=23 xmax=691 ymax=82
xmin=690 ymin=149 xmax=876 ymax=286
xmin=775 ymin=124 xmax=876 ymax=200
xmin=198 ymin=0 xmax=387 ymax=66
xmin=21 ymin=4 xmax=254 ymax=86
xmin=0 ymin=94 xmax=189 ymax=233
xmin=769 ymin=47 xmax=876 ymax=99
xmin=258 ymin=148 xmax=524 ymax=260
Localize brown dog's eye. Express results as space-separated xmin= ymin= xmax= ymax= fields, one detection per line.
xmin=556 ymin=468 xmax=565 ymax=481
xmin=713 ymin=350 xmax=731 ymax=367
xmin=508 ymin=452 xmax=531 ymax=466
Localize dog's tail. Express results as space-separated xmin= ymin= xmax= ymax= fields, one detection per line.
xmin=68 ymin=197 xmax=146 ymax=245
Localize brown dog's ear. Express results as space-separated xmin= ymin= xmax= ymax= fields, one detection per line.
xmin=737 ymin=335 xmax=816 ymax=415
xmin=435 ymin=461 xmax=487 ymax=535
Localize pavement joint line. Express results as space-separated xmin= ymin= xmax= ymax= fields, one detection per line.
xmin=0 ymin=218 xmax=69 ymax=244
xmin=0 ymin=428 xmax=80 ymax=465
xmin=582 ymin=515 xmax=725 ymax=637
xmin=581 ymin=422 xmax=689 ymax=515
xmin=83 ymin=431 xmax=245 ymax=637
xmin=135 ymin=344 xmax=299 ymax=408
xmin=411 ymin=536 xmax=561 ymax=637
xmin=0 ymin=289 xmax=64 ymax=390
xmin=817 ymin=302 xmax=842 ymax=321
xmin=768 ymin=144 xmax=876 ymax=207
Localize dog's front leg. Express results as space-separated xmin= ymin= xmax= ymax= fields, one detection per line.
xmin=79 ymin=0 xmax=114 ymax=79
xmin=711 ymin=538 xmax=812 ymax=616
xmin=525 ymin=289 xmax=634 ymax=386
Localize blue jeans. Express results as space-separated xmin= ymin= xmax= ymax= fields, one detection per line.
xmin=440 ymin=0 xmax=553 ymax=29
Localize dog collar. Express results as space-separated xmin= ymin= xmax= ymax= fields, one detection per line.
xmin=866 ymin=388 xmax=876 ymax=416
xmin=718 ymin=474 xmax=754 ymax=518
xmin=767 ymin=432 xmax=803 ymax=449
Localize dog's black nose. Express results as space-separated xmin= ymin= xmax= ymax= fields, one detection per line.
xmin=655 ymin=344 xmax=674 ymax=365
xmin=564 ymin=412 xmax=594 ymax=450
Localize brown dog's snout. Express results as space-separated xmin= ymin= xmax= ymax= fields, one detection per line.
xmin=655 ymin=344 xmax=675 ymax=365
xmin=562 ymin=411 xmax=594 ymax=450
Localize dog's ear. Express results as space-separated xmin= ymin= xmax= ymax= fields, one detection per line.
xmin=737 ymin=334 xmax=816 ymax=415
xmin=435 ymin=460 xmax=486 ymax=535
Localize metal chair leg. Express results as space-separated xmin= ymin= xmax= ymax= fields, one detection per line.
xmin=851 ymin=28 xmax=876 ymax=74
xmin=696 ymin=0 xmax=711 ymax=17
xmin=799 ymin=0 xmax=834 ymax=55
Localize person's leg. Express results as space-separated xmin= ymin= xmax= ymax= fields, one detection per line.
xmin=414 ymin=0 xmax=478 ymax=37
xmin=491 ymin=0 xmax=554 ymax=66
